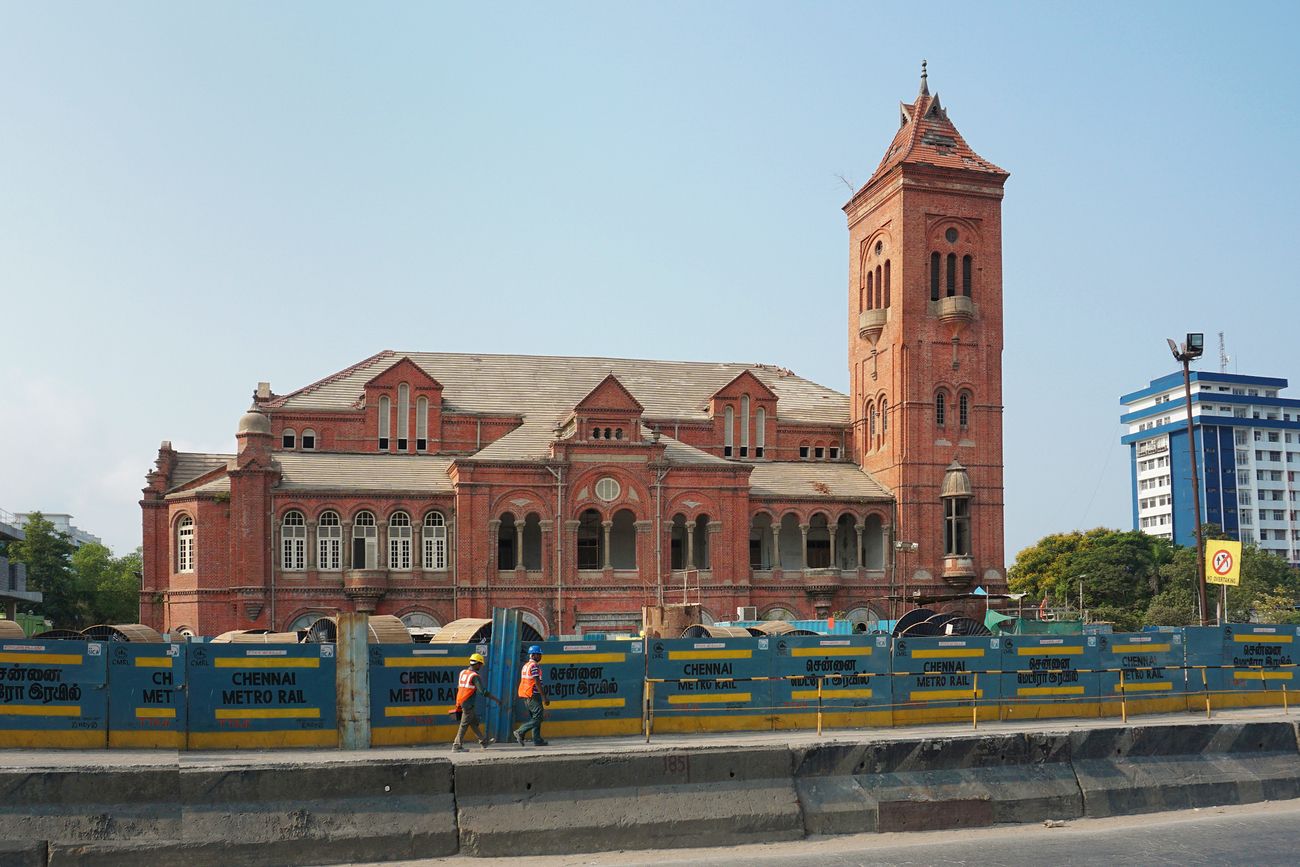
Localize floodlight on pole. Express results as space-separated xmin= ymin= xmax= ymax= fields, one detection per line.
xmin=1167 ymin=333 xmax=1209 ymax=627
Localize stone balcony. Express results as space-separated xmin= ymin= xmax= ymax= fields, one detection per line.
xmin=929 ymin=295 xmax=976 ymax=323
xmin=343 ymin=569 xmax=389 ymax=595
xmin=801 ymin=567 xmax=842 ymax=594
xmin=858 ymin=308 xmax=888 ymax=342
xmin=941 ymin=556 xmax=976 ymax=585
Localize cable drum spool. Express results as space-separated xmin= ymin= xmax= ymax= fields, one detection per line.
xmin=302 ymin=614 xmax=414 ymax=644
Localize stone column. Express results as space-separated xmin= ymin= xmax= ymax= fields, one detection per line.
xmin=515 ymin=523 xmax=525 ymax=572
xmin=601 ymin=520 xmax=613 ymax=570
xmin=342 ymin=519 xmax=354 ymax=570
xmin=799 ymin=523 xmax=810 ymax=570
xmin=306 ymin=519 xmax=317 ymax=571
xmin=376 ymin=522 xmax=388 ymax=571
xmin=855 ymin=524 xmax=865 ymax=571
xmin=828 ymin=525 xmax=839 ymax=571
xmin=685 ymin=520 xmax=697 ymax=569
xmin=770 ymin=525 xmax=781 ymax=573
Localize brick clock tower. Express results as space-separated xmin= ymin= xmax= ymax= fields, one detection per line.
xmin=845 ymin=63 xmax=1009 ymax=608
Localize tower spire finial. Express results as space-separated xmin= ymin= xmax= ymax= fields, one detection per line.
xmin=919 ymin=59 xmax=929 ymax=97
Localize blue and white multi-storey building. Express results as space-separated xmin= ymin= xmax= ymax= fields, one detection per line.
xmin=1120 ymin=372 xmax=1300 ymax=565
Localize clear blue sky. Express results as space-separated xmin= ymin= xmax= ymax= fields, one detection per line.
xmin=3 ymin=2 xmax=1298 ymax=564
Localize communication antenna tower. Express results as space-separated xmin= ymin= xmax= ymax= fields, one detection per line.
xmin=1218 ymin=332 xmax=1230 ymax=374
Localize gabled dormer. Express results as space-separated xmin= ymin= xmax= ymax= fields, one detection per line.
xmin=363 ymin=357 xmax=444 ymax=453
xmin=709 ymin=370 xmax=777 ymax=460
xmin=570 ymin=374 xmax=644 ymax=444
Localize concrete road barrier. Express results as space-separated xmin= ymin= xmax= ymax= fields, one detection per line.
xmin=0 ymin=766 xmax=179 ymax=847
xmin=1070 ymin=722 xmax=1300 ymax=818
xmin=793 ymin=732 xmax=1080 ymax=834
xmin=455 ymin=745 xmax=803 ymax=856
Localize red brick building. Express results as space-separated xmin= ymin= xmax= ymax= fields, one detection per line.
xmin=140 ymin=68 xmax=1009 ymax=638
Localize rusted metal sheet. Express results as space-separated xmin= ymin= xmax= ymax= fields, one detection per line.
xmin=80 ymin=624 xmax=165 ymax=643
xmin=431 ymin=618 xmax=493 ymax=644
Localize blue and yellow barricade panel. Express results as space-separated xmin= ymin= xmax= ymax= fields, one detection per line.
xmin=1001 ymin=635 xmax=1100 ymax=720
xmin=770 ymin=634 xmax=890 ymax=729
xmin=890 ymin=635 xmax=1001 ymax=725
xmin=646 ymin=638 xmax=771 ymax=732
xmin=107 ymin=642 xmax=186 ymax=748
xmin=186 ymin=643 xmax=336 ymax=749
xmin=0 ymin=638 xmax=107 ymax=748
xmin=533 ymin=640 xmax=644 ymax=738
xmin=1182 ymin=626 xmax=1224 ymax=710
xmin=369 ymin=642 xmax=480 ymax=746
xmin=1220 ymin=624 xmax=1300 ymax=708
xmin=1096 ymin=631 xmax=1186 ymax=717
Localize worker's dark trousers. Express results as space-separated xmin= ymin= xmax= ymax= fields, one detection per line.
xmin=515 ymin=696 xmax=545 ymax=743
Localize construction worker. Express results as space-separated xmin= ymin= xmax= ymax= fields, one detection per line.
xmin=512 ymin=644 xmax=550 ymax=746
xmin=451 ymin=652 xmax=498 ymax=751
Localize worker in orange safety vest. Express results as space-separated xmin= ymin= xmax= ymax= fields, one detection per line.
xmin=451 ymin=652 xmax=499 ymax=751
xmin=512 ymin=644 xmax=550 ymax=746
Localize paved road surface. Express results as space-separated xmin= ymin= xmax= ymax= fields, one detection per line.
xmin=385 ymin=798 xmax=1300 ymax=866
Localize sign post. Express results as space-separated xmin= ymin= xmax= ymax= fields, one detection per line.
xmin=1205 ymin=540 xmax=1241 ymax=625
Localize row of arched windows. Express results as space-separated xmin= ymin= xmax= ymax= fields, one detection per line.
xmin=930 ymin=252 xmax=974 ymax=301
xmin=935 ymin=389 xmax=972 ymax=428
xmin=275 ymin=509 xmax=448 ymax=572
xmin=859 ymin=260 xmax=892 ymax=312
xmin=723 ymin=398 xmax=766 ymax=458
xmin=377 ymin=385 xmax=431 ymax=452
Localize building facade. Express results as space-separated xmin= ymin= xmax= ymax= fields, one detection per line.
xmin=140 ymin=69 xmax=1011 ymax=638
xmin=1120 ymin=371 xmax=1300 ymax=565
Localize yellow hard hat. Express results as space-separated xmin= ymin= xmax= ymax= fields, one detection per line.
xmin=469 ymin=653 xmax=486 ymax=665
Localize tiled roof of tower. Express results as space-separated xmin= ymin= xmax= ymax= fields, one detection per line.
xmin=168 ymin=453 xmax=234 ymax=493
xmin=269 ymin=351 xmax=850 ymax=426
xmin=856 ymin=66 xmax=1007 ymax=196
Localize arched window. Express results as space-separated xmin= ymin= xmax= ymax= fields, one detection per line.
xmin=389 ymin=511 xmax=412 ymax=570
xmin=281 ymin=510 xmax=306 ymax=571
xmin=959 ymin=390 xmax=971 ymax=428
xmin=576 ymin=509 xmax=603 ymax=570
xmin=282 ymin=428 xmax=296 ymax=450
xmin=693 ymin=514 xmax=711 ymax=570
xmin=176 ymin=515 xmax=194 ymax=573
xmin=930 ymin=252 xmax=941 ymax=301
xmin=880 ymin=398 xmax=888 ymax=439
xmin=352 ymin=511 xmax=377 ymax=569
xmin=755 ymin=407 xmax=766 ymax=458
xmin=301 ymin=429 xmax=316 ymax=450
xmin=866 ymin=271 xmax=874 ymax=310
xmin=866 ymin=400 xmax=876 ymax=445
xmin=396 ymin=384 xmax=409 ymax=451
xmin=936 ymin=390 xmax=947 ymax=427
xmin=378 ymin=396 xmax=390 ymax=451
xmin=416 ymin=397 xmax=428 ymax=452
xmin=318 ymin=511 xmax=341 ymax=571
xmin=740 ymin=396 xmax=750 ymax=457
xmin=945 ymin=497 xmax=972 ymax=556
xmin=883 ymin=260 xmax=891 ymax=308
xmin=423 ymin=511 xmax=447 ymax=570
xmin=962 ymin=255 xmax=973 ymax=298
xmin=875 ymin=265 xmax=883 ymax=308
xmin=496 ymin=513 xmax=517 ymax=570
xmin=611 ymin=508 xmax=637 ymax=569
xmin=724 ymin=406 xmax=734 ymax=457
xmin=946 ymin=253 xmax=957 ymax=297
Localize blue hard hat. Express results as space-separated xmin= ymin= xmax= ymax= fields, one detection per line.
xmin=528 ymin=645 xmax=543 ymax=655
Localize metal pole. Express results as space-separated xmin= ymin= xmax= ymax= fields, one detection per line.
xmin=1119 ymin=668 xmax=1127 ymax=724
xmin=336 ymin=612 xmax=370 ymax=750
xmin=1182 ymin=358 xmax=1208 ymax=627
xmin=972 ymin=672 xmax=979 ymax=730
xmin=816 ymin=676 xmax=824 ymax=736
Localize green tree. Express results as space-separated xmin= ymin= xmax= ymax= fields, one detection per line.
xmin=7 ymin=513 xmax=84 ymax=628
xmin=72 ymin=543 xmax=141 ymax=625
xmin=1144 ymin=527 xmax=1299 ymax=625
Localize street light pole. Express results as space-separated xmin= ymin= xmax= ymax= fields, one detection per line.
xmin=1168 ymin=333 xmax=1209 ymax=627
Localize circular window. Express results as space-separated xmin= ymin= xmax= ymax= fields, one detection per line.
xmin=595 ymin=477 xmax=621 ymax=502
xmin=874 ymin=240 xmax=883 ymax=255
xmin=945 ymin=228 xmax=959 ymax=243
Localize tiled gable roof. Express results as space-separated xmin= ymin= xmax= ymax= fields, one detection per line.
xmin=748 ymin=462 xmax=891 ymax=501
xmin=269 ymin=351 xmax=849 ymax=426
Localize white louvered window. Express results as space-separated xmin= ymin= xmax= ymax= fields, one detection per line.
xmin=724 ymin=406 xmax=734 ymax=457
xmin=282 ymin=428 xmax=296 ymax=450
xmin=378 ymin=396 xmax=390 ymax=451
xmin=301 ymin=429 xmax=316 ymax=450
xmin=424 ymin=511 xmax=447 ymax=570
xmin=317 ymin=511 xmax=341 ymax=571
xmin=389 ymin=511 xmax=412 ymax=570
xmin=755 ymin=407 xmax=766 ymax=458
xmin=740 ymin=396 xmax=750 ymax=457
xmin=416 ymin=397 xmax=428 ymax=452
xmin=353 ymin=511 xmax=377 ymax=569
xmin=281 ymin=510 xmax=306 ymax=570
xmin=176 ymin=515 xmax=194 ymax=573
